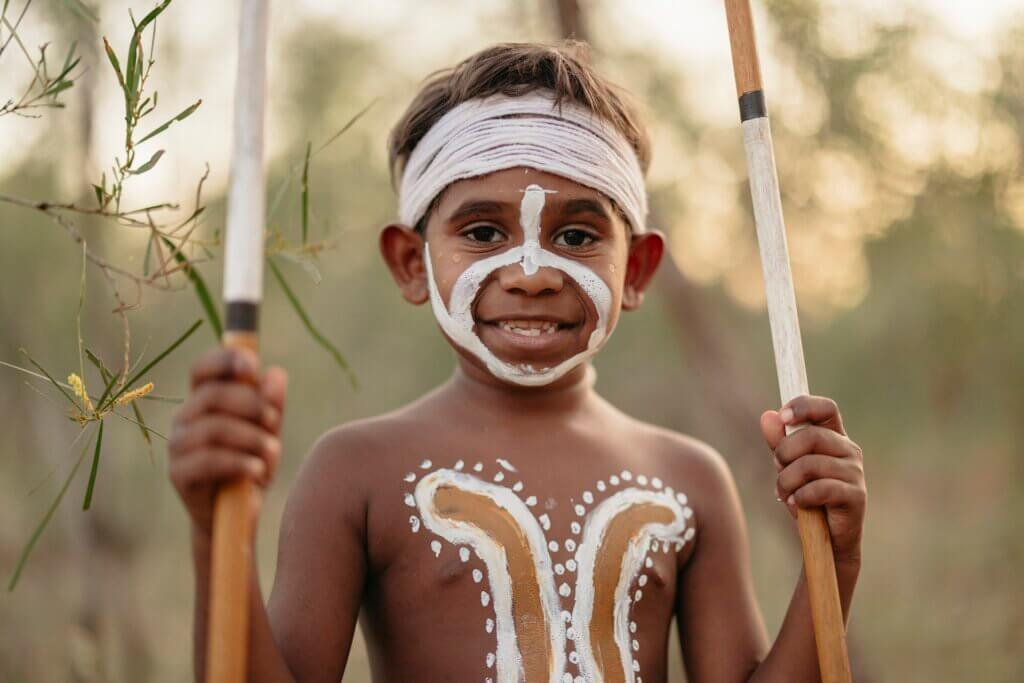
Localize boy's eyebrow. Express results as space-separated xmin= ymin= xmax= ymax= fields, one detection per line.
xmin=447 ymin=199 xmax=511 ymax=223
xmin=555 ymin=197 xmax=612 ymax=222
xmin=445 ymin=196 xmax=613 ymax=224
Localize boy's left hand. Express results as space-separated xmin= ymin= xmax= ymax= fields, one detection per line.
xmin=760 ymin=395 xmax=866 ymax=565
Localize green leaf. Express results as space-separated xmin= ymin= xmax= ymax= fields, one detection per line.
xmin=60 ymin=41 xmax=79 ymax=76
xmin=20 ymin=349 xmax=78 ymax=409
xmin=41 ymin=80 xmax=74 ymax=97
xmin=81 ymin=421 xmax=104 ymax=510
xmin=111 ymin=319 xmax=204 ymax=405
xmin=102 ymin=37 xmax=125 ymax=90
xmin=92 ymin=184 xmax=105 ymax=209
xmin=88 ymin=347 xmax=153 ymax=456
xmin=301 ymin=141 xmax=311 ymax=245
xmin=136 ymin=99 xmax=201 ymax=145
xmin=143 ymin=233 xmax=153 ymax=276
xmin=63 ymin=0 xmax=98 ymax=22
xmin=130 ymin=397 xmax=154 ymax=458
xmin=85 ymin=347 xmax=123 ymax=413
xmin=161 ymin=235 xmax=222 ymax=339
xmin=8 ymin=427 xmax=98 ymax=592
xmin=312 ymin=98 xmax=378 ymax=156
xmin=129 ymin=149 xmax=164 ymax=175
xmin=268 ymin=258 xmax=358 ymax=389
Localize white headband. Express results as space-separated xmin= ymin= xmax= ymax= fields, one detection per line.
xmin=397 ymin=89 xmax=648 ymax=233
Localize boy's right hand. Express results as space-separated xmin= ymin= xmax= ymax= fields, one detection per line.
xmin=168 ymin=346 xmax=288 ymax=538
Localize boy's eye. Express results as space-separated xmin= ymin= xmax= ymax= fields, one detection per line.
xmin=463 ymin=225 xmax=505 ymax=244
xmin=553 ymin=228 xmax=595 ymax=248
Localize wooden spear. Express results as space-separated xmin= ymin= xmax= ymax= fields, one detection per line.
xmin=206 ymin=0 xmax=270 ymax=680
xmin=722 ymin=1 xmax=853 ymax=680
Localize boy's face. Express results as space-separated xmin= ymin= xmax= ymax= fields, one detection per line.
xmin=382 ymin=167 xmax=663 ymax=388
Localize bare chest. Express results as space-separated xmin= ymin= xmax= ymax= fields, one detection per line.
xmin=365 ymin=452 xmax=698 ymax=683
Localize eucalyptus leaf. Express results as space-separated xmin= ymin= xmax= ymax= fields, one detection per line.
xmin=81 ymin=421 xmax=104 ymax=510
xmin=8 ymin=427 xmax=98 ymax=592
xmin=129 ymin=149 xmax=164 ymax=175
xmin=268 ymin=258 xmax=357 ymax=389
xmin=136 ymin=99 xmax=201 ymax=145
xmin=161 ymin=235 xmax=222 ymax=339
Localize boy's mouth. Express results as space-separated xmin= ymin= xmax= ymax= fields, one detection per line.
xmin=475 ymin=314 xmax=586 ymax=362
xmin=494 ymin=319 xmax=571 ymax=336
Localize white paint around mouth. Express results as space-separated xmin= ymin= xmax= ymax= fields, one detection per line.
xmin=424 ymin=183 xmax=614 ymax=386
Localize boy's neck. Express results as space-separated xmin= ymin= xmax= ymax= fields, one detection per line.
xmin=446 ymin=358 xmax=598 ymax=419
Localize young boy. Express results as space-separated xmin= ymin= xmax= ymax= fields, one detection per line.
xmin=169 ymin=42 xmax=866 ymax=682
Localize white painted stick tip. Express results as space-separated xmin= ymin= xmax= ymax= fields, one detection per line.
xmin=223 ymin=0 xmax=271 ymax=303
xmin=740 ymin=117 xmax=809 ymax=404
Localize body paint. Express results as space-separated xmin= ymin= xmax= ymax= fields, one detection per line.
xmin=424 ymin=184 xmax=613 ymax=386
xmin=571 ymin=489 xmax=689 ymax=683
xmin=405 ymin=463 xmax=695 ymax=683
xmin=415 ymin=469 xmax=567 ymax=683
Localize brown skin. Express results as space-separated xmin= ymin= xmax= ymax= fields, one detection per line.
xmin=169 ymin=167 xmax=866 ymax=682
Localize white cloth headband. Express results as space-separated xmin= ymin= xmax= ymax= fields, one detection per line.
xmin=398 ymin=89 xmax=648 ymax=234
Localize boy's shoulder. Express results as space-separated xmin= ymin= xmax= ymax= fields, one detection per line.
xmin=611 ymin=410 xmax=736 ymax=489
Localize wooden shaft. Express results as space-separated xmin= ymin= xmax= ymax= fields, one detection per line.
xmin=207 ymin=0 xmax=270 ymax=676
xmin=207 ymin=329 xmax=260 ymax=682
xmin=726 ymin=2 xmax=853 ymax=681
xmin=724 ymin=0 xmax=763 ymax=97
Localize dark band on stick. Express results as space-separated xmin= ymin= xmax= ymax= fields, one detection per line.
xmin=225 ymin=301 xmax=259 ymax=332
xmin=738 ymin=90 xmax=767 ymax=121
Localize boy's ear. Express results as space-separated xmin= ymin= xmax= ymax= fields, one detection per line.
xmin=622 ymin=229 xmax=665 ymax=311
xmin=379 ymin=223 xmax=429 ymax=305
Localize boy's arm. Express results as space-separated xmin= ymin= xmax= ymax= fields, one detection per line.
xmin=189 ymin=429 xmax=367 ymax=683
xmin=264 ymin=429 xmax=369 ymax=681
xmin=677 ymin=397 xmax=865 ymax=682
xmin=675 ymin=446 xmax=770 ymax=682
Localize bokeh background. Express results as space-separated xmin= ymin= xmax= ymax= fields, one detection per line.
xmin=2 ymin=0 xmax=1022 ymax=680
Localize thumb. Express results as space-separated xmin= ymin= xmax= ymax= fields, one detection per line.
xmin=261 ymin=366 xmax=288 ymax=415
xmin=760 ymin=409 xmax=786 ymax=451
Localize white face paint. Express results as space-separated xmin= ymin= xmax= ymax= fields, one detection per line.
xmin=424 ymin=183 xmax=614 ymax=386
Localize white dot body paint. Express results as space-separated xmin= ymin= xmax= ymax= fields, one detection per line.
xmin=424 ymin=184 xmax=615 ymax=386
xmin=571 ymin=488 xmax=691 ymax=683
xmin=409 ymin=465 xmax=696 ymax=683
xmin=415 ymin=469 xmax=566 ymax=683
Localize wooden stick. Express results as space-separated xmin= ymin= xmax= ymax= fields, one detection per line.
xmin=722 ymin=2 xmax=852 ymax=681
xmin=206 ymin=0 xmax=270 ymax=680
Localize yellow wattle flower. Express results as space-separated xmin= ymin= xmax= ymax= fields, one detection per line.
xmin=67 ymin=373 xmax=94 ymax=412
xmin=115 ymin=382 xmax=154 ymax=407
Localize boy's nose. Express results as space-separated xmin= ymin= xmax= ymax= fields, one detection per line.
xmin=496 ymin=263 xmax=565 ymax=296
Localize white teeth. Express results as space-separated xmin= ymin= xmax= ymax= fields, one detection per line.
xmin=497 ymin=320 xmax=559 ymax=336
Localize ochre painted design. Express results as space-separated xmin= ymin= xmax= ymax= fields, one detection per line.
xmin=405 ymin=462 xmax=695 ymax=683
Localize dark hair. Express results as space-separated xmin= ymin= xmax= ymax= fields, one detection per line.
xmin=387 ymin=41 xmax=651 ymax=233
